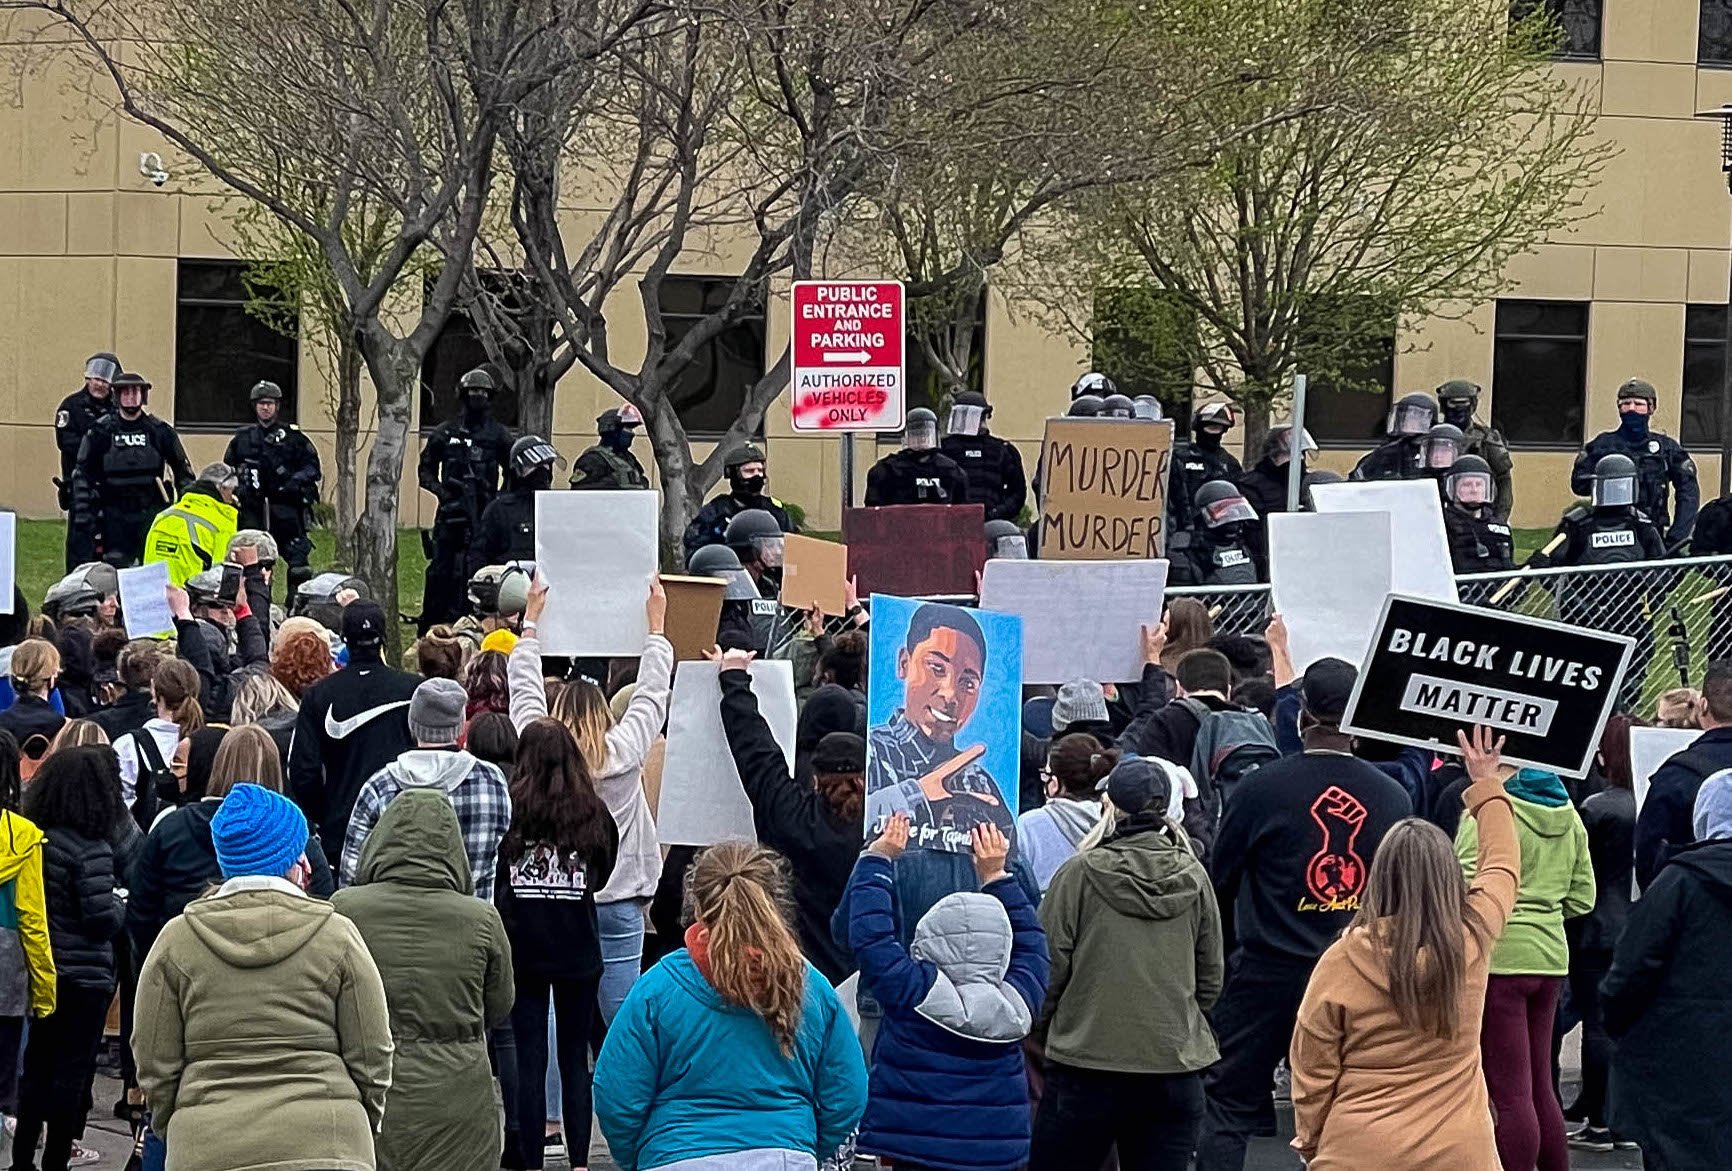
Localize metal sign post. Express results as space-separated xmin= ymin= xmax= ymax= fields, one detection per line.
xmin=1286 ymin=372 xmax=1308 ymax=513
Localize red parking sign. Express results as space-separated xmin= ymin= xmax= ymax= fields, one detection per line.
xmin=790 ymin=280 xmax=905 ymax=432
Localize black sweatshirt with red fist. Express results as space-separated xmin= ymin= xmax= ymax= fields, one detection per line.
xmin=1209 ymin=750 xmax=1412 ymax=966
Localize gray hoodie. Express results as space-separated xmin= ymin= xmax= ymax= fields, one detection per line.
xmin=909 ymin=892 xmax=1032 ymax=1041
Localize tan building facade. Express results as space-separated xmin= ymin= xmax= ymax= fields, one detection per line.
xmin=2 ymin=0 xmax=1731 ymax=534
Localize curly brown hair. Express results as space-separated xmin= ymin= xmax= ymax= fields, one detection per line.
xmin=271 ymin=630 xmax=334 ymax=699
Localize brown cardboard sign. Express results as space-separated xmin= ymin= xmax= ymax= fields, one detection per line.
xmin=780 ymin=533 xmax=851 ymax=616
xmin=660 ymin=574 xmax=727 ymax=662
xmin=843 ymin=504 xmax=985 ymax=598
xmin=1037 ymin=418 xmax=1174 ymax=559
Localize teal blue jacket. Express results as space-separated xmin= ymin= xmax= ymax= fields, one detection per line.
xmin=594 ymin=949 xmax=867 ymax=1171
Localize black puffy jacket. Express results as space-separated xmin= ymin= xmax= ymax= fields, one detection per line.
xmin=41 ymin=825 xmax=125 ymax=991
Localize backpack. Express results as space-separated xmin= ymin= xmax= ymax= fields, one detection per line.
xmin=129 ymin=730 xmax=178 ymax=831
xmin=1177 ymin=697 xmax=1281 ymax=799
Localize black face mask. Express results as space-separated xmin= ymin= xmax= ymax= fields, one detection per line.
xmin=730 ymin=472 xmax=767 ymax=498
xmin=1193 ymin=428 xmax=1223 ymax=451
xmin=463 ymin=394 xmax=490 ymax=423
xmin=1442 ymin=402 xmax=1472 ymax=429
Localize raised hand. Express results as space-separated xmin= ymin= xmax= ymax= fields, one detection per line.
xmin=869 ymin=813 xmax=912 ymax=859
xmin=971 ymin=823 xmax=1010 ymax=884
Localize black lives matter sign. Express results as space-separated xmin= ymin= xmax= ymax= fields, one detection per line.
xmin=1341 ymin=594 xmax=1634 ymax=778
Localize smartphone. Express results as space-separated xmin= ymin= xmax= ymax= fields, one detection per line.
xmin=219 ymin=562 xmax=244 ymax=606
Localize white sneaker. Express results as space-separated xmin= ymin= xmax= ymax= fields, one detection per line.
xmin=68 ymin=1140 xmax=103 ymax=1165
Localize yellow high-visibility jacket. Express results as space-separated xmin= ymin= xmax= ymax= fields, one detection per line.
xmin=143 ymin=486 xmax=239 ymax=587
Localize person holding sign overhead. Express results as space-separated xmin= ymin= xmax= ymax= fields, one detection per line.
xmin=865 ymin=408 xmax=970 ymax=507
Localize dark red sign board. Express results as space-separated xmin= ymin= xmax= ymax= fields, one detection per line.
xmin=843 ymin=504 xmax=985 ymax=597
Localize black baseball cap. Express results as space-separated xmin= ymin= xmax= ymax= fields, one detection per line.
xmin=342 ymin=601 xmax=388 ymax=649
xmin=1097 ymin=756 xmax=1171 ymax=816
xmin=1301 ymin=658 xmax=1358 ymax=723
xmin=812 ymin=732 xmax=865 ymax=775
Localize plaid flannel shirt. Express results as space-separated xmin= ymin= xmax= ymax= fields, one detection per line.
xmin=340 ymin=756 xmax=512 ymax=901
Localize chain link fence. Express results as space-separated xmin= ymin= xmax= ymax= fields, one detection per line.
xmin=1168 ymin=554 xmax=1732 ymax=716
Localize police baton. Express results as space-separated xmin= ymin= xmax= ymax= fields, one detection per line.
xmin=1489 ymin=531 xmax=1568 ymax=607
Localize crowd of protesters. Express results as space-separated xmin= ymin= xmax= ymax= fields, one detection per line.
xmin=1 ymin=523 xmax=1730 ymax=1171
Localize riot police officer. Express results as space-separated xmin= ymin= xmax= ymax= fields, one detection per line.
xmin=939 ymin=392 xmax=1027 ymax=522
xmin=1167 ymin=403 xmax=1243 ymax=569
xmin=452 ymin=563 xmax=533 ymax=654
xmin=1066 ymin=394 xmax=1104 ymax=418
xmin=1132 ymin=395 xmax=1164 ymax=421
xmin=1236 ymin=424 xmax=1320 ymax=519
xmin=682 ymin=443 xmax=798 ymax=560
xmin=985 ymin=518 xmax=1028 ymax=560
xmin=864 ymin=408 xmax=970 ymax=506
xmin=572 ymin=405 xmax=650 ymax=489
xmin=1436 ymin=379 xmax=1513 ymax=520
xmin=475 ymin=435 xmax=561 ymax=570
xmin=1101 ymin=394 xmax=1137 ymax=419
xmin=1570 ymin=378 xmax=1699 ymax=549
xmin=74 ymin=371 xmax=194 ymax=569
xmin=1351 ymin=392 xmax=1437 ymax=481
xmin=143 ymin=463 xmax=241 ymax=587
xmin=223 ymin=380 xmax=322 ymax=589
xmin=416 ymin=367 xmax=515 ymax=631
xmin=1538 ymin=453 xmax=1668 ymax=709
xmin=55 ymin=352 xmax=120 ymax=570
xmin=1441 ymin=455 xmax=1513 ymax=574
xmin=725 ymin=509 xmax=796 ymax=656
xmin=1419 ymin=423 xmax=1465 ymax=487
xmin=1070 ymin=371 xmax=1117 ymax=401
xmin=1169 ymin=480 xmax=1262 ymax=586
xmin=688 ymin=543 xmax=761 ymax=652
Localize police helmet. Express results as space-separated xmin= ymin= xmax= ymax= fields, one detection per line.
xmin=1101 ymin=394 xmax=1136 ymax=419
xmin=1193 ymin=402 xmax=1236 ymax=433
xmin=725 ymin=508 xmax=786 ymax=569
xmin=112 ymin=371 xmax=151 ymax=405
xmin=1617 ymin=378 xmax=1657 ymax=408
xmin=1308 ymin=468 xmax=1345 ymax=486
xmin=1435 ymin=379 xmax=1480 ymax=407
xmin=688 ymin=543 xmax=761 ymax=600
xmin=468 ymin=563 xmax=532 ymax=618
xmin=197 ymin=462 xmax=240 ymax=494
xmin=1261 ymin=424 xmax=1318 ymax=466
xmin=43 ymin=570 xmax=101 ymax=619
xmin=1195 ymin=480 xmax=1257 ymax=529
xmin=1593 ymin=453 xmax=1638 ymax=509
xmin=947 ymin=392 xmax=989 ymax=436
xmin=1420 ymin=423 xmax=1465 ymax=471
xmin=292 ymin=572 xmax=369 ymax=633
xmin=725 ymin=443 xmax=767 ymax=473
xmin=1386 ymin=392 xmax=1437 ymax=438
xmin=905 ymin=407 xmax=940 ymax=451
xmin=598 ymin=403 xmax=644 ymax=432
xmin=509 ymin=435 xmax=561 ymax=479
xmin=1071 ymin=371 xmax=1118 ymax=400
xmin=249 ymin=380 xmax=284 ymax=403
xmin=459 ymin=368 xmax=496 ymax=394
xmin=1444 ymin=455 xmax=1495 ymax=509
xmin=1132 ymin=395 xmax=1163 ymax=421
xmin=1067 ymin=394 xmax=1105 ymax=418
xmin=984 ymin=519 xmax=1028 ymax=560
xmin=84 ymin=353 xmax=120 ymax=384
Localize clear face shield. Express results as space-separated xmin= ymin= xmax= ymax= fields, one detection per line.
xmin=906 ymin=415 xmax=939 ymax=451
xmin=1201 ymin=494 xmax=1258 ymax=529
xmin=947 ymin=403 xmax=985 ymax=437
xmin=991 ymin=534 xmax=1029 ymax=560
xmin=84 ymin=356 xmax=119 ymax=385
xmin=1422 ymin=435 xmax=1462 ymax=470
xmin=1387 ymin=400 xmax=1434 ymax=437
xmin=1447 ymin=470 xmax=1494 ymax=508
xmin=754 ymin=535 xmax=785 ymax=569
xmin=720 ymin=569 xmax=760 ymax=600
xmin=1594 ymin=473 xmax=1636 ymax=509
xmin=1271 ymin=427 xmax=1318 ymax=467
xmin=1132 ymin=396 xmax=1163 ymax=421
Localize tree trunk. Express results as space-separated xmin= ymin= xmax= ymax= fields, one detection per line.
xmin=333 ymin=332 xmax=364 ymax=569
xmin=643 ymin=398 xmax=701 ymax=571
xmin=354 ymin=330 xmax=417 ymax=661
xmin=515 ymin=362 xmax=555 ymax=440
xmin=1242 ymin=397 xmax=1271 ymax=467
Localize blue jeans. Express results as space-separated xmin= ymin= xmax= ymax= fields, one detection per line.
xmin=546 ymin=899 xmax=646 ymax=1124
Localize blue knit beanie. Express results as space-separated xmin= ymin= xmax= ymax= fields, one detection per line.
xmin=212 ymin=783 xmax=309 ymax=879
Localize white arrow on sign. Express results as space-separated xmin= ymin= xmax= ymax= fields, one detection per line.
xmin=821 ymin=351 xmax=873 ymax=364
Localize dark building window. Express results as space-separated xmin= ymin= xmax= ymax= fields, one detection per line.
xmin=1704 ymin=0 xmax=1732 ymax=64
xmin=1296 ymin=300 xmax=1396 ymax=446
xmin=173 ymin=260 xmax=298 ymax=430
xmin=657 ymin=275 xmax=766 ymax=437
xmin=1090 ymin=287 xmax=1197 ymax=418
xmin=1492 ymin=299 xmax=1588 ymax=447
xmin=1683 ymin=304 xmax=1727 ymax=447
xmin=420 ymin=275 xmax=526 ymax=432
xmin=906 ymin=290 xmax=988 ymax=416
xmin=1512 ymin=0 xmax=1602 ymax=60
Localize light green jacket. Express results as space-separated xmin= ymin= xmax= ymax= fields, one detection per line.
xmin=1458 ymin=794 xmax=1594 ymax=976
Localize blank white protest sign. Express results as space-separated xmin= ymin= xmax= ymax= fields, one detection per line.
xmin=978 ymin=558 xmax=1167 ymax=684
xmin=1269 ymin=511 xmax=1392 ymax=671
xmin=657 ymin=660 xmax=798 ymax=846
xmin=1311 ymin=479 xmax=1459 ymax=604
xmin=119 ymin=561 xmax=174 ymax=639
xmin=1630 ymin=726 xmax=1701 ymax=814
xmin=533 ymin=490 xmax=659 ymax=656
xmin=0 ymin=512 xmax=13 ymax=615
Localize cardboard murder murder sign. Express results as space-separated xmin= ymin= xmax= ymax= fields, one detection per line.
xmin=1037 ymin=417 xmax=1175 ymax=559
xmin=1342 ymin=594 xmax=1634 ymax=778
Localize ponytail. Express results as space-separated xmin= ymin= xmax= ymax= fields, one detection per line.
xmin=1046 ymin=733 xmax=1115 ymax=798
xmin=685 ymin=842 xmax=807 ymax=1056
xmin=152 ymin=659 xmax=205 ymax=737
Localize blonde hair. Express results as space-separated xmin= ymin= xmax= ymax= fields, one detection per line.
xmin=1350 ymin=817 xmax=1491 ymax=1040
xmin=551 ymin=679 xmax=612 ymax=774
xmin=50 ymin=718 xmax=110 ymax=752
xmin=10 ymin=640 xmax=60 ymax=694
xmin=231 ymin=673 xmax=299 ymax=724
xmin=207 ymin=724 xmax=284 ymax=798
xmin=1656 ymin=687 xmax=1701 ymax=729
xmin=685 ymin=842 xmax=806 ymax=1056
xmin=152 ymin=659 xmax=205 ymax=737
